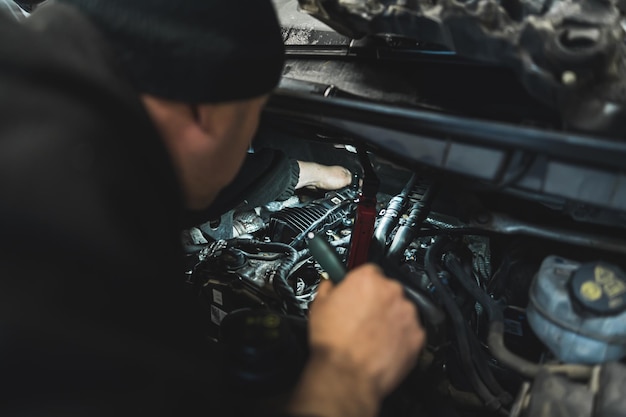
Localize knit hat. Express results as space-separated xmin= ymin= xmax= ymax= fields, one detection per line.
xmin=58 ymin=0 xmax=285 ymax=103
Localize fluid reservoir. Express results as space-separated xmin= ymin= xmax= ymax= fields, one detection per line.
xmin=527 ymin=256 xmax=626 ymax=364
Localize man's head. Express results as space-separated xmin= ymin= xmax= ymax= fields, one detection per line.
xmin=59 ymin=0 xmax=285 ymax=209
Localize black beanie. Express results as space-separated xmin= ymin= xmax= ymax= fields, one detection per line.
xmin=58 ymin=0 xmax=285 ymax=103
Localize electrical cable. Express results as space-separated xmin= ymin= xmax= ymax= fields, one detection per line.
xmin=425 ymin=236 xmax=504 ymax=411
xmin=231 ymin=239 xmax=305 ymax=318
xmin=289 ymin=199 xmax=354 ymax=248
xmin=371 ymin=173 xmax=418 ymax=261
xmin=387 ymin=182 xmax=438 ymax=260
xmin=444 ymin=253 xmax=592 ymax=380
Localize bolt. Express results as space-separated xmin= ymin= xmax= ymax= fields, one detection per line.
xmin=562 ymin=71 xmax=577 ymax=85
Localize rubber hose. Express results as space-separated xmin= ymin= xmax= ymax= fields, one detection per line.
xmin=444 ymin=254 xmax=592 ymax=380
xmin=425 ymin=237 xmax=503 ymax=411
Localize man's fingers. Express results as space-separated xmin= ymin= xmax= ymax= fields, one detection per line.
xmin=314 ymin=278 xmax=334 ymax=301
xmin=318 ymin=166 xmax=352 ymax=190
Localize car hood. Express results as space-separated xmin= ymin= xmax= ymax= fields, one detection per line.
xmin=268 ymin=0 xmax=626 ymax=216
xmin=273 ymin=0 xmax=626 ymax=137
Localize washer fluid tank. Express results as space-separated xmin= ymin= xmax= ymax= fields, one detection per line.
xmin=527 ymin=255 xmax=626 ymax=364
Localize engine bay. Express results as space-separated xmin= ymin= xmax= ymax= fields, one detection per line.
xmin=3 ymin=1 xmax=626 ymax=416
xmin=181 ymin=138 xmax=626 ymax=417
xmin=177 ymin=4 xmax=626 ymax=415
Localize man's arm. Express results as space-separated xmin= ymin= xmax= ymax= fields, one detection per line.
xmin=288 ymin=264 xmax=426 ymax=417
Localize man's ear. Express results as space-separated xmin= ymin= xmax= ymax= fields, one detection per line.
xmin=140 ymin=93 xmax=268 ymax=210
xmin=141 ymin=95 xmax=209 ymax=145
xmin=140 ymin=94 xmax=223 ymax=209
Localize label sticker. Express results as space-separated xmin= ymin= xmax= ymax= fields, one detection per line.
xmin=571 ymin=263 xmax=626 ymax=314
xmin=595 ymin=266 xmax=626 ymax=299
xmin=212 ymin=289 xmax=223 ymax=306
xmin=504 ymin=319 xmax=523 ymax=337
xmin=210 ymin=305 xmax=228 ymax=325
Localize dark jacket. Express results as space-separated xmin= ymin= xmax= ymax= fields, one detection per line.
xmin=0 ymin=4 xmax=232 ymax=416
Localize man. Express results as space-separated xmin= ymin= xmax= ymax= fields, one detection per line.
xmin=0 ymin=0 xmax=356 ymax=228
xmin=0 ymin=1 xmax=424 ymax=417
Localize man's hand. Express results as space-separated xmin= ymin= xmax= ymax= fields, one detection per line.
xmin=296 ymin=161 xmax=352 ymax=191
xmin=287 ymin=264 xmax=426 ymax=417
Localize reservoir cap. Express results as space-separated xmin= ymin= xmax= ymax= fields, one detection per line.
xmin=570 ymin=262 xmax=626 ymax=316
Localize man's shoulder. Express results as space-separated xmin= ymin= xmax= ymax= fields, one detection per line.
xmin=0 ymin=1 xmax=182 ymax=266
xmin=0 ymin=2 xmax=132 ymax=99
xmin=0 ymin=0 xmax=28 ymax=20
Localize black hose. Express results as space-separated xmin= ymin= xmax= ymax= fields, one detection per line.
xmin=289 ymin=200 xmax=354 ymax=248
xmin=444 ymin=255 xmax=536 ymax=386
xmin=415 ymin=227 xmax=488 ymax=238
xmin=232 ymin=240 xmax=305 ymax=318
xmin=444 ymin=254 xmax=591 ymax=380
xmin=383 ymin=261 xmax=447 ymax=333
xmin=444 ymin=254 xmax=502 ymax=321
xmin=467 ymin=320 xmax=513 ymax=404
xmin=425 ymin=237 xmax=504 ymax=411
xmin=444 ymin=253 xmax=541 ymax=379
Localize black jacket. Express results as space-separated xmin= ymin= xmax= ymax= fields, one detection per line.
xmin=0 ymin=4 xmax=235 ymax=416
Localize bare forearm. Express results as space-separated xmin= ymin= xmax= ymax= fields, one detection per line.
xmin=287 ymin=266 xmax=424 ymax=417
xmin=287 ymin=350 xmax=380 ymax=417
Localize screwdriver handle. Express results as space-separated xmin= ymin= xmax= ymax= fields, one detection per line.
xmin=307 ymin=232 xmax=347 ymax=284
xmin=307 ymin=232 xmax=445 ymax=330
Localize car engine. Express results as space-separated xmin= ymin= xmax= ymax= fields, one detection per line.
xmin=176 ymin=1 xmax=626 ymax=415
xmin=182 ymin=143 xmax=626 ymax=417
xmin=2 ymin=0 xmax=624 ymax=416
